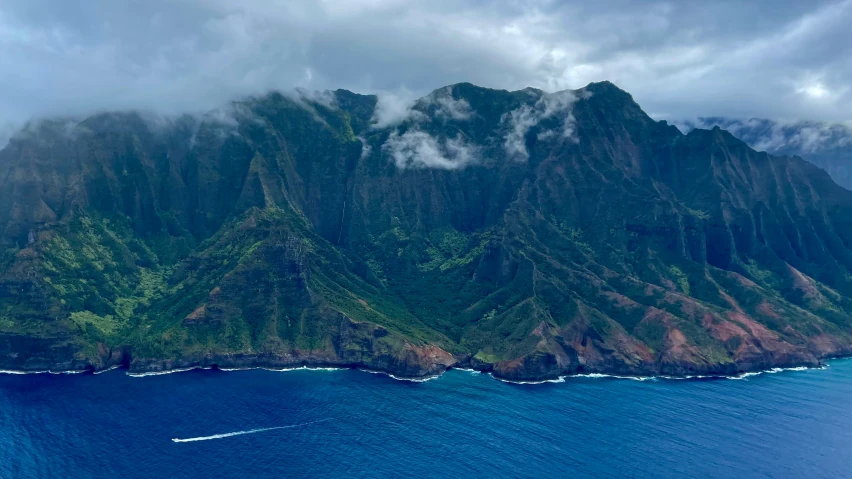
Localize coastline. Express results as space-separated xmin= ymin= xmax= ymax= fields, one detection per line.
xmin=0 ymin=359 xmax=840 ymax=384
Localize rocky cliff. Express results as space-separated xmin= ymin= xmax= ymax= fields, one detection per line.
xmin=678 ymin=117 xmax=852 ymax=191
xmin=3 ymin=81 xmax=852 ymax=381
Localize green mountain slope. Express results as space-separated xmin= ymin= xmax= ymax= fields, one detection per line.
xmin=2 ymin=82 xmax=852 ymax=380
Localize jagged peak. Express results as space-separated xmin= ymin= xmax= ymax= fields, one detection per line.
xmin=583 ymin=80 xmax=627 ymax=93
xmin=581 ymin=81 xmax=638 ymax=106
xmin=334 ymin=88 xmax=378 ymax=102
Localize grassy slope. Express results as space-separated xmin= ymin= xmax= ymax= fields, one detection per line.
xmin=1 ymin=82 xmax=852 ymax=377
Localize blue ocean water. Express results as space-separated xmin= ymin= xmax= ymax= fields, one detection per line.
xmin=2 ymin=361 xmax=852 ymax=478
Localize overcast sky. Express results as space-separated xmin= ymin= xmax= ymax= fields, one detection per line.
xmin=1 ymin=0 xmax=851 ymax=131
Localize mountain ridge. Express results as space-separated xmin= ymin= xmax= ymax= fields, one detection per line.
xmin=3 ymin=81 xmax=852 ymax=381
xmin=676 ymin=117 xmax=852 ymax=191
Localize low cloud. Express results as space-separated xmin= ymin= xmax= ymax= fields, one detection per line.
xmin=186 ymin=101 xmax=266 ymax=148
xmin=752 ymin=121 xmax=852 ymax=154
xmin=358 ymin=135 xmax=372 ymax=160
xmin=371 ymin=89 xmax=424 ymax=129
xmin=421 ymin=86 xmax=474 ymax=121
xmin=502 ymin=90 xmax=581 ymax=160
xmin=2 ymin=1 xmax=851 ymax=135
xmin=201 ymin=104 xmax=249 ymax=129
xmin=0 ymin=123 xmax=20 ymax=149
xmin=6 ymin=117 xmax=84 ymax=147
xmin=291 ymin=88 xmax=337 ymax=109
xmin=370 ymin=86 xmax=474 ymax=130
xmin=677 ymin=117 xmax=852 ymax=155
xmin=382 ymin=128 xmax=478 ymax=170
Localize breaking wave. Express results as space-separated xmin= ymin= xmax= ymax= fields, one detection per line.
xmin=491 ymin=364 xmax=828 ymax=385
xmin=0 ymin=369 xmax=86 ymax=375
xmin=220 ymin=366 xmax=346 ymax=373
xmin=357 ymin=368 xmax=440 ymax=383
xmin=492 ymin=375 xmax=566 ymax=385
xmin=127 ymin=367 xmax=210 ymax=377
xmin=571 ymin=373 xmax=655 ymax=382
xmin=93 ymin=365 xmax=122 ymax=375
xmin=129 ymin=365 xmax=346 ymax=377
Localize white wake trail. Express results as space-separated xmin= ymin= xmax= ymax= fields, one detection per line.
xmin=171 ymin=418 xmax=333 ymax=443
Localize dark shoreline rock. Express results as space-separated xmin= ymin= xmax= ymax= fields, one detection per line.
xmin=2 ymin=347 xmax=846 ymax=382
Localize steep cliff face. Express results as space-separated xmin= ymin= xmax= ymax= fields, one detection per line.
xmin=2 ymin=82 xmax=852 ymax=380
xmin=678 ymin=117 xmax=852 ymax=191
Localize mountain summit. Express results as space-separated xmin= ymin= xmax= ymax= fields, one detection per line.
xmin=2 ymin=82 xmax=852 ymax=381
xmin=678 ymin=117 xmax=852 ymax=191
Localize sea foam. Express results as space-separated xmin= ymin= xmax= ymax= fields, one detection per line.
xmin=491 ymin=374 xmax=567 ymax=385
xmin=571 ymin=373 xmax=656 ymax=382
xmin=357 ymin=368 xmax=440 ymax=383
xmin=93 ymin=365 xmax=122 ymax=375
xmin=127 ymin=367 xmax=210 ymax=377
xmin=0 ymin=369 xmax=86 ymax=375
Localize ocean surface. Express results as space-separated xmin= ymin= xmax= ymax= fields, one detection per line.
xmin=2 ymin=361 xmax=852 ymax=478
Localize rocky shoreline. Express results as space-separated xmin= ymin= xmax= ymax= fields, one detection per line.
xmin=1 ymin=350 xmax=844 ymax=384
xmin=4 ymin=317 xmax=851 ymax=382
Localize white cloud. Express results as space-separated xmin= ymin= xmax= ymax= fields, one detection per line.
xmin=422 ymin=86 xmax=474 ymax=120
xmin=754 ymin=122 xmax=852 ymax=154
xmin=501 ymin=89 xmax=581 ymax=160
xmin=797 ymin=82 xmax=831 ymax=100
xmin=0 ymin=123 xmax=17 ymax=149
xmin=371 ymin=88 xmax=423 ymax=129
xmin=371 ymin=85 xmax=474 ymax=130
xmin=186 ymin=104 xmax=240 ymax=147
xmin=676 ymin=116 xmax=852 ymax=156
xmin=382 ymin=128 xmax=478 ymax=169
xmin=358 ymin=135 xmax=372 ymax=159
xmin=435 ymin=93 xmax=472 ymax=120
xmin=292 ymin=88 xmax=337 ymax=109
xmin=8 ymin=117 xmax=85 ymax=147
xmin=0 ymin=0 xmax=851 ymax=131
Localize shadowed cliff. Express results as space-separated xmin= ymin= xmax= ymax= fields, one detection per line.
xmin=2 ymin=81 xmax=852 ymax=380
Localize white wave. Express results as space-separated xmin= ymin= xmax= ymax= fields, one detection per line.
xmin=727 ymin=365 xmax=818 ymax=380
xmin=770 ymin=366 xmax=810 ymax=372
xmin=0 ymin=369 xmax=47 ymax=375
xmin=127 ymin=366 xmax=210 ymax=377
xmin=206 ymin=365 xmax=346 ymax=373
xmin=495 ymin=363 xmax=827 ymax=384
xmin=388 ymin=373 xmax=440 ymax=383
xmin=357 ymin=368 xmax=440 ymax=383
xmin=0 ymin=369 xmax=86 ymax=375
xmin=222 ymin=365 xmax=423 ymax=381
xmin=93 ymin=365 xmax=122 ymax=375
xmin=262 ymin=366 xmax=346 ymax=373
xmin=2 ymin=358 xmax=836 ymax=383
xmin=573 ymin=364 xmax=830 ymax=382
xmin=570 ymin=373 xmax=656 ymax=382
xmin=659 ymin=374 xmax=722 ymax=380
xmin=655 ymin=365 xmax=823 ymax=381
xmin=491 ymin=374 xmax=566 ymax=385
xmin=727 ymin=371 xmax=761 ymax=380
xmin=171 ymin=418 xmax=333 ymax=443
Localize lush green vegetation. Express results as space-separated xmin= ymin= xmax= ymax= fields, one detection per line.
xmin=2 ymin=81 xmax=851 ymax=377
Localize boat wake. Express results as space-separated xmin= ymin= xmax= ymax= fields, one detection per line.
xmin=171 ymin=418 xmax=333 ymax=443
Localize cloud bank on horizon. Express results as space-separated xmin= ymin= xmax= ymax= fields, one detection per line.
xmin=1 ymin=0 xmax=851 ymax=135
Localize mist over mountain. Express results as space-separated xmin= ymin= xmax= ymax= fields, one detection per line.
xmin=2 ymin=81 xmax=852 ymax=381
xmin=677 ymin=118 xmax=852 ymax=190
